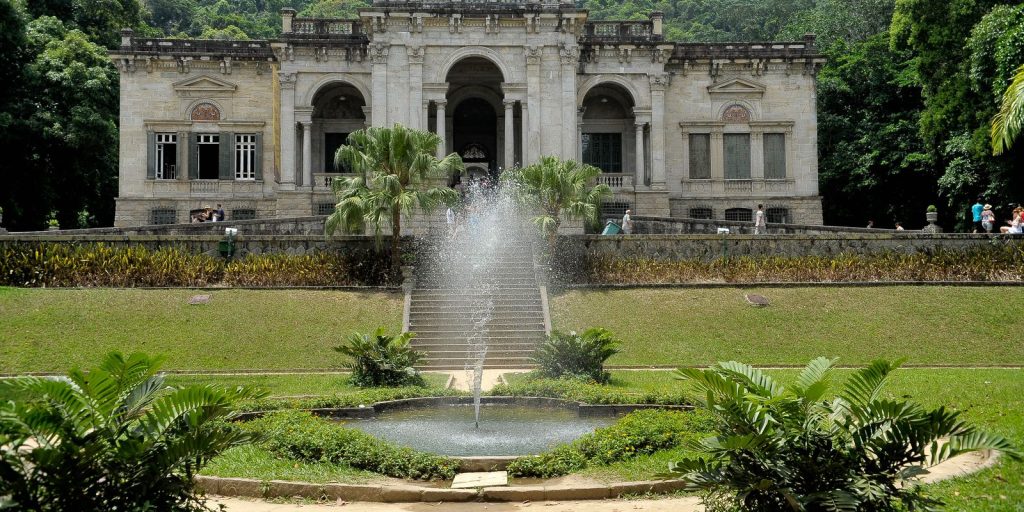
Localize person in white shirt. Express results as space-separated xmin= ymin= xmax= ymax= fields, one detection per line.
xmin=621 ymin=209 xmax=634 ymax=234
xmin=754 ymin=204 xmax=766 ymax=234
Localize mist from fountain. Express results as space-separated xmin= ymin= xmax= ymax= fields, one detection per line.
xmin=426 ymin=181 xmax=534 ymax=427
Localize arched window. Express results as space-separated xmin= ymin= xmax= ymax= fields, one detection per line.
xmin=721 ymin=105 xmax=751 ymax=123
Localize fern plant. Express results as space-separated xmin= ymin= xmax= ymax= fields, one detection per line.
xmin=334 ymin=328 xmax=426 ymax=387
xmin=669 ymin=358 xmax=1021 ymax=511
xmin=0 ymin=352 xmax=265 ymax=511
xmin=532 ymin=328 xmax=620 ymax=383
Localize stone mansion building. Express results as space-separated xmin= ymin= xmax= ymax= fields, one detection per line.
xmin=110 ymin=0 xmax=826 ymax=228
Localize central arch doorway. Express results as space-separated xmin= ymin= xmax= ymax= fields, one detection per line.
xmin=435 ymin=56 xmax=518 ymax=184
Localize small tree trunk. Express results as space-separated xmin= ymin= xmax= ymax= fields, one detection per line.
xmin=391 ymin=208 xmax=402 ymax=274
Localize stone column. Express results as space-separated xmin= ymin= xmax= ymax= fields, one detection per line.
xmin=576 ymin=108 xmax=585 ymax=161
xmin=435 ymin=100 xmax=447 ymax=159
xmin=370 ymin=43 xmax=389 ymax=127
xmin=710 ymin=130 xmax=724 ymax=194
xmin=504 ymin=99 xmax=515 ymax=169
xmin=520 ymin=100 xmax=529 ymax=165
xmin=525 ymin=46 xmax=541 ymax=166
xmin=649 ymin=75 xmax=668 ymax=190
xmin=422 ymin=101 xmax=430 ymax=134
xmin=751 ymin=131 xmax=764 ymax=180
xmin=407 ymin=46 xmax=424 ymax=130
xmin=560 ymin=45 xmax=579 ymax=160
xmin=635 ymin=122 xmax=646 ymax=182
xmin=301 ymin=121 xmax=312 ymax=188
xmin=279 ymin=72 xmax=297 ymax=189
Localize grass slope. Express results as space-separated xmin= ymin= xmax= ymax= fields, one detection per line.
xmin=551 ymin=287 xmax=1024 ymax=366
xmin=0 ymin=288 xmax=402 ymax=372
xmin=164 ymin=373 xmax=450 ymax=397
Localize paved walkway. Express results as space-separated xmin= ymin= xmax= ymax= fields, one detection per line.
xmin=447 ymin=369 xmax=530 ymax=392
xmin=214 ymin=496 xmax=702 ymax=511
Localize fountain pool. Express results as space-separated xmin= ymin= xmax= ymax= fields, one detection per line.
xmin=343 ymin=403 xmax=615 ymax=456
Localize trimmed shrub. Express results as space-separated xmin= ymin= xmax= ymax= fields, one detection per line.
xmin=487 ymin=376 xmax=692 ymax=406
xmin=507 ymin=409 xmax=714 ymax=478
xmin=532 ymin=328 xmax=620 ymax=383
xmin=242 ymin=410 xmax=458 ymax=480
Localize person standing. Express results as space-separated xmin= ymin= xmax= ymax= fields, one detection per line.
xmin=216 ymin=204 xmax=225 ymax=222
xmin=981 ymin=204 xmax=995 ymax=233
xmin=621 ymin=209 xmax=634 ymax=235
xmin=971 ymin=196 xmax=985 ymax=233
xmin=754 ymin=204 xmax=766 ymax=235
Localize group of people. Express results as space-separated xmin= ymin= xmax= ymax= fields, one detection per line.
xmin=191 ymin=204 xmax=224 ymax=224
xmin=971 ymin=197 xmax=1022 ymax=234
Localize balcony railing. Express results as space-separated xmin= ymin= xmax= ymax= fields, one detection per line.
xmin=683 ymin=178 xmax=796 ymax=195
xmin=190 ymin=180 xmax=219 ymax=194
xmin=582 ymin=21 xmax=662 ymax=43
xmin=596 ymin=173 xmax=635 ymax=190
xmin=289 ymin=19 xmax=364 ymax=36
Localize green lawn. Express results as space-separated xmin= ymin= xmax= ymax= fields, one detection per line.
xmin=557 ymin=369 xmax=1024 ymax=511
xmin=201 ymin=445 xmax=382 ymax=484
xmin=0 ymin=288 xmax=403 ymax=373
xmin=164 ymin=372 xmax=450 ymax=397
xmin=551 ymin=287 xmax=1024 ymax=366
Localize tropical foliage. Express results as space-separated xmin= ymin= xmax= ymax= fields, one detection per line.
xmin=334 ymin=327 xmax=426 ymax=387
xmin=532 ymin=327 xmax=621 ymax=383
xmin=992 ymin=64 xmax=1024 ymax=155
xmin=502 ymin=156 xmax=611 ymax=253
xmin=326 ymin=124 xmax=462 ymax=271
xmin=0 ymin=352 xmax=265 ymax=511
xmin=669 ymin=358 xmax=1021 ymax=511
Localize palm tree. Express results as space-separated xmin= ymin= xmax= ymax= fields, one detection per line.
xmin=502 ymin=156 xmax=612 ymax=254
xmin=670 ymin=358 xmax=1020 ymax=511
xmin=992 ymin=64 xmax=1024 ymax=155
xmin=326 ymin=124 xmax=463 ymax=272
xmin=0 ymin=352 xmax=265 ymax=511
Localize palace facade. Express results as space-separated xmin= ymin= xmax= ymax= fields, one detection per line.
xmin=110 ymin=1 xmax=825 ymax=229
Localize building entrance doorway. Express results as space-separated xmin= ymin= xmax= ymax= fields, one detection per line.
xmin=441 ymin=56 xmax=511 ymax=181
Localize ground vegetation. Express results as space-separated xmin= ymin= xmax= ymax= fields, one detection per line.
xmin=532 ymin=327 xmax=621 ymax=383
xmin=334 ymin=328 xmax=426 ymax=387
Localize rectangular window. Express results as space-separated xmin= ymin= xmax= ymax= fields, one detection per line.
xmin=688 ymin=134 xmax=711 ymax=179
xmin=764 ymin=133 xmax=786 ymax=179
xmin=235 ymin=134 xmax=256 ymax=180
xmin=196 ymin=134 xmax=219 ymax=180
xmin=316 ymin=202 xmax=335 ymax=216
xmin=581 ymin=133 xmax=622 ymax=173
xmin=689 ymin=207 xmax=714 ymax=220
xmin=725 ymin=208 xmax=753 ymax=222
xmin=232 ymin=208 xmax=256 ymax=221
xmin=150 ymin=208 xmax=177 ymax=225
xmin=766 ymin=207 xmax=790 ymax=224
xmin=155 ymin=133 xmax=177 ymax=179
xmin=724 ymin=134 xmax=751 ymax=179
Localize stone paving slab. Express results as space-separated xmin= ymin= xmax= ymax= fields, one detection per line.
xmin=451 ymin=471 xmax=508 ymax=489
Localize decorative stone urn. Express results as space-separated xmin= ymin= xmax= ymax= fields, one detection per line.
xmin=923 ymin=211 xmax=942 ymax=233
xmin=925 ymin=211 xmax=939 ymax=224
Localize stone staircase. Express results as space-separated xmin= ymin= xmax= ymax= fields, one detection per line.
xmin=408 ymin=235 xmax=548 ymax=370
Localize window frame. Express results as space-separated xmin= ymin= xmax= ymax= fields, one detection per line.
xmin=155 ymin=133 xmax=177 ymax=180
xmin=581 ymin=132 xmax=623 ymax=173
xmin=234 ymin=133 xmax=257 ymax=180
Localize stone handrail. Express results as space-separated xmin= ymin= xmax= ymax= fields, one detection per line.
xmin=289 ymin=18 xmax=364 ymax=36
xmin=596 ymin=173 xmax=634 ymax=189
xmin=583 ymin=21 xmax=661 ymax=43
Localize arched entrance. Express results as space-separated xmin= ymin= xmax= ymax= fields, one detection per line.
xmin=311 ymin=83 xmax=366 ymax=177
xmin=579 ymin=84 xmax=638 ymax=178
xmin=434 ymin=56 xmax=518 ymax=183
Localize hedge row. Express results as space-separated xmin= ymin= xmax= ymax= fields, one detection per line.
xmin=507 ymin=409 xmax=714 ymax=478
xmin=487 ymin=376 xmax=693 ymax=406
xmin=0 ymin=242 xmax=393 ymax=287
xmin=241 ymin=410 xmax=459 ymax=480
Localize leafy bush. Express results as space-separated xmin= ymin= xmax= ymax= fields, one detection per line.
xmin=577 ymin=245 xmax=1024 ymax=285
xmin=335 ymin=328 xmax=426 ymax=387
xmin=670 ymin=358 xmax=1022 ymax=511
xmin=488 ymin=376 xmax=692 ymax=406
xmin=507 ymin=409 xmax=714 ymax=478
xmin=532 ymin=328 xmax=620 ymax=383
xmin=0 ymin=352 xmax=265 ymax=512
xmin=242 ymin=410 xmax=458 ymax=480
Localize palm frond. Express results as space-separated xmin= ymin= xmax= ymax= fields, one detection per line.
xmin=992 ymin=64 xmax=1024 ymax=155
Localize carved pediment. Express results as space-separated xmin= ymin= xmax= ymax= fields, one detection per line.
xmin=707 ymin=78 xmax=766 ymax=98
xmin=172 ymin=75 xmax=238 ymax=94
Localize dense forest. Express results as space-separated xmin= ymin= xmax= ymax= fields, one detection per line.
xmin=0 ymin=0 xmax=1020 ymax=230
